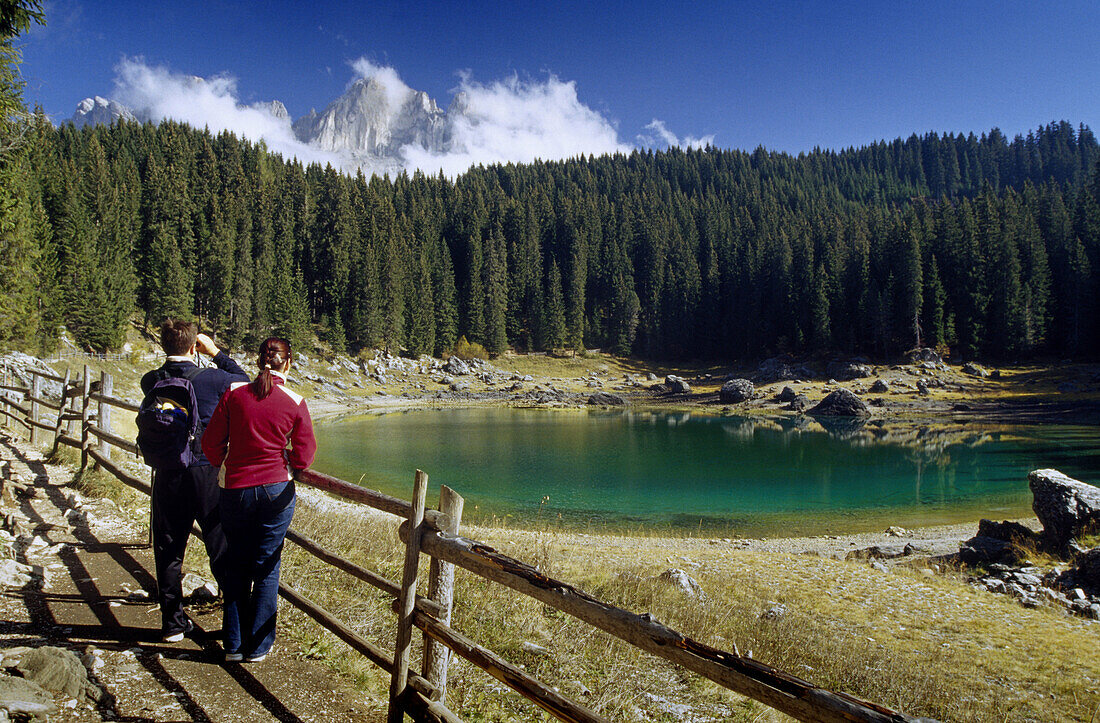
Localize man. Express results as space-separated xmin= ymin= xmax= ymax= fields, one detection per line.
xmin=140 ymin=320 xmax=249 ymax=642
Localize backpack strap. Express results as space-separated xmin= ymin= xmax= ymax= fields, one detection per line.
xmin=179 ymin=365 xmax=204 ymax=382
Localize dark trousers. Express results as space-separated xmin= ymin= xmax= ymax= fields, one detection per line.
xmin=151 ymin=465 xmax=229 ymax=634
xmin=220 ymin=479 xmax=296 ymax=657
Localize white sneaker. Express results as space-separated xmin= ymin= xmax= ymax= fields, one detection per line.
xmin=225 ymin=653 xmax=243 ymax=662
xmin=162 ymin=620 xmax=193 ymax=643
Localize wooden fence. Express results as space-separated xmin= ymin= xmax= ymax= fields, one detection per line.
xmin=0 ymin=362 xmax=934 ymax=723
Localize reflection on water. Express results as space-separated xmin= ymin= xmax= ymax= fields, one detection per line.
xmin=809 ymin=415 xmax=868 ymax=438
xmin=312 ymin=409 xmax=1100 ymax=536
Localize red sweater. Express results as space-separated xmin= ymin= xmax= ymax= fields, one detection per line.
xmin=202 ymin=375 xmax=316 ymax=489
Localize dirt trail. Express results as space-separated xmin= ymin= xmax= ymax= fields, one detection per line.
xmin=0 ymin=435 xmax=383 ymax=722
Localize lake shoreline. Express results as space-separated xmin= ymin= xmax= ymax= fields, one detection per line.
xmin=302 ymin=353 xmax=1100 ymax=431
xmin=297 ymin=484 xmax=1018 ymax=561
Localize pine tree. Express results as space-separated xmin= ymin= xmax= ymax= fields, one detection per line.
xmin=541 ymin=260 xmax=567 ymax=350
xmin=1063 ymin=237 xmax=1093 ymax=353
xmin=809 ymin=263 xmax=831 ymax=352
xmin=225 ymin=194 xmax=254 ymax=345
xmin=249 ymin=180 xmax=278 ymax=337
xmin=483 ymin=221 xmax=508 ymax=354
xmin=60 ymin=137 xmax=136 ymax=350
xmin=462 ymin=232 xmax=484 ymax=344
xmin=379 ymin=219 xmax=407 ymax=354
xmin=432 ymin=236 xmax=458 ymax=355
xmin=406 ymin=243 xmax=436 ymax=357
xmin=894 ymin=218 xmax=923 ymax=351
xmin=0 ymin=39 xmax=42 ymax=347
xmin=0 ymin=152 xmax=41 ymax=346
xmin=268 ymin=262 xmax=311 ymax=353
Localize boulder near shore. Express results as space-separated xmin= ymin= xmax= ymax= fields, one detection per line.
xmin=1029 ymin=468 xmax=1100 ymax=554
xmin=808 ymin=388 xmax=871 ymax=417
xmin=959 ymin=469 xmax=1100 ymax=618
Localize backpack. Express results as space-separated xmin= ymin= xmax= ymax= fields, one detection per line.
xmin=136 ymin=366 xmax=204 ymax=470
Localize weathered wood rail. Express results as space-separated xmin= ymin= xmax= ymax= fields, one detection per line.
xmin=0 ymin=361 xmax=936 ymax=723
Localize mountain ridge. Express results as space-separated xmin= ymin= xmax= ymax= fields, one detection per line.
xmin=69 ymin=74 xmax=463 ymax=173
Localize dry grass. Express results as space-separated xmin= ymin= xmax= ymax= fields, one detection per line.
xmin=277 ymin=493 xmax=1100 ymax=722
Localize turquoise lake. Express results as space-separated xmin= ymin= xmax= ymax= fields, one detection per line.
xmin=311 ymin=409 xmax=1100 ymax=537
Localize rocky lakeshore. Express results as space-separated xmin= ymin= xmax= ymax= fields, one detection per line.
xmin=5 ymin=343 xmax=1100 ymax=431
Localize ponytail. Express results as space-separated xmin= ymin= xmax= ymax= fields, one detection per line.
xmin=252 ymin=337 xmax=292 ymax=400
xmin=253 ymin=366 xmax=276 ymax=400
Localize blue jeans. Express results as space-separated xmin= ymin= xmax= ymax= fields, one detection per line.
xmin=219 ymin=480 xmax=295 ymax=658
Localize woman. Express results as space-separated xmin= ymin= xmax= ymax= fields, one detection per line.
xmin=202 ymin=337 xmax=316 ymax=662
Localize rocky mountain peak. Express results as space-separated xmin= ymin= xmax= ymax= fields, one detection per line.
xmin=70 ymin=96 xmax=138 ymax=129
xmin=291 ymin=74 xmax=449 ymax=159
xmin=250 ymin=100 xmax=289 ymax=120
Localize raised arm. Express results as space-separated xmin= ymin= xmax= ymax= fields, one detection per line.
xmin=197 ymin=333 xmax=249 ymax=384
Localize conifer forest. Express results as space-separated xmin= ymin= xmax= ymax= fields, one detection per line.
xmin=3 ymin=101 xmax=1099 ymax=362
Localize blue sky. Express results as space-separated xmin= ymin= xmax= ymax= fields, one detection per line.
xmin=19 ymin=0 xmax=1100 ymax=159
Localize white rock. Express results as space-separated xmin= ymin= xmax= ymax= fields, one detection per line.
xmin=657 ymin=568 xmax=705 ymax=600
xmin=181 ymin=573 xmax=216 ymax=598
xmin=0 ymin=558 xmax=43 ymax=588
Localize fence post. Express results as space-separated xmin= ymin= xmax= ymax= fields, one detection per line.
xmin=388 ymin=469 xmax=429 ymax=723
xmin=65 ymin=369 xmax=80 ymax=439
xmin=422 ymin=485 xmax=464 ymax=701
xmin=80 ymin=364 xmax=91 ymax=471
xmin=29 ymin=372 xmax=40 ymax=446
xmin=1 ymin=369 xmax=8 ymax=430
xmin=51 ymin=369 xmax=70 ymax=458
xmin=97 ymin=371 xmax=112 ymax=464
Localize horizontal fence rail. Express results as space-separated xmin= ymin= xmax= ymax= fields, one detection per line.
xmin=0 ymin=360 xmax=936 ymax=723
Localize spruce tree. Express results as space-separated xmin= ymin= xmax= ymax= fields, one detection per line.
xmin=269 ymin=262 xmax=311 ymax=353
xmin=483 ymin=221 xmax=508 ymax=354
xmin=406 ymin=243 xmax=436 ymax=357
xmin=462 ymin=232 xmax=484 ymax=344
xmin=541 ymin=260 xmax=567 ymax=350
xmin=432 ymin=236 xmax=458 ymax=356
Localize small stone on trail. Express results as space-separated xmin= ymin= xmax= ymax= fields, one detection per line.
xmin=15 ymin=646 xmax=108 ymax=705
xmin=0 ymin=674 xmax=56 ymax=722
xmin=0 ymin=559 xmax=45 ymax=589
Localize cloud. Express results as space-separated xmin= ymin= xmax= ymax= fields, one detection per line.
xmin=400 ymin=71 xmax=631 ymax=177
xmin=638 ymin=119 xmax=715 ymax=150
xmin=349 ymin=58 xmax=413 ymax=112
xmin=111 ymin=58 xmax=340 ymax=166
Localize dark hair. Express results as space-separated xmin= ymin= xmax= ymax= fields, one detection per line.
xmin=160 ymin=319 xmax=198 ymax=356
xmin=252 ymin=337 xmax=292 ymax=400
